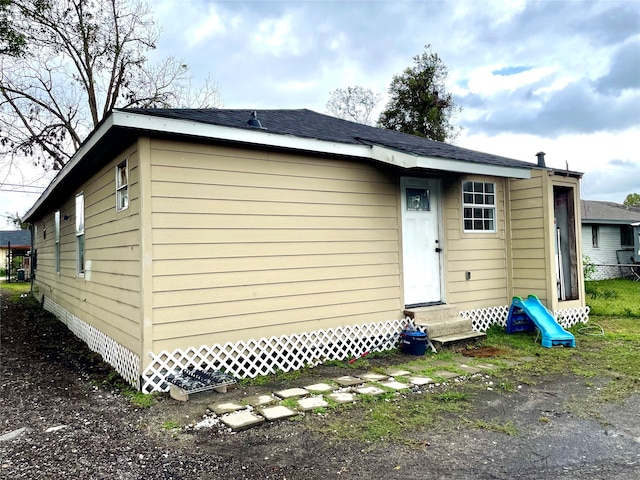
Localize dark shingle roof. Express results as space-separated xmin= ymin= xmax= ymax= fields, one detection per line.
xmin=121 ymin=108 xmax=541 ymax=170
xmin=0 ymin=230 xmax=31 ymax=247
xmin=581 ymin=200 xmax=640 ymax=224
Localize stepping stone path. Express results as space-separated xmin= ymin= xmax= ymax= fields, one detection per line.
xmin=274 ymin=387 xmax=308 ymax=399
xmin=353 ymin=385 xmax=386 ymax=396
xmin=327 ymin=392 xmax=357 ymax=404
xmin=333 ymin=375 xmax=365 ymax=387
xmin=209 ymin=401 xmax=245 ymax=415
xmin=180 ymin=356 xmax=519 ymax=432
xmin=258 ymin=405 xmax=298 ymax=421
xmin=408 ymin=376 xmax=434 ymax=386
xmin=304 ymin=383 xmax=335 ymax=393
xmin=243 ymin=394 xmax=276 ymax=407
xmin=221 ymin=411 xmax=265 ymax=432
xmin=380 ymin=380 xmax=410 ymax=391
xmin=297 ymin=396 xmax=329 ymax=411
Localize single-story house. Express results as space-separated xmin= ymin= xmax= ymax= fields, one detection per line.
xmin=1 ymin=229 xmax=32 ymax=282
xmin=24 ymin=109 xmax=589 ymax=392
xmin=580 ymin=200 xmax=640 ymax=279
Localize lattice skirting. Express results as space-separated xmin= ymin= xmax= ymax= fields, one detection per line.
xmin=142 ymin=319 xmax=410 ymax=393
xmin=42 ymin=296 xmax=140 ymax=389
xmin=141 ymin=304 xmax=591 ymax=393
xmin=462 ymin=305 xmax=590 ymax=331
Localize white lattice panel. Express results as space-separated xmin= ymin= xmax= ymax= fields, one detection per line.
xmin=42 ymin=297 xmax=140 ymax=389
xmin=142 ymin=319 xmax=409 ymax=393
xmin=553 ymin=306 xmax=590 ymax=328
xmin=461 ymin=305 xmax=511 ymax=332
xmin=462 ymin=304 xmax=590 ymax=331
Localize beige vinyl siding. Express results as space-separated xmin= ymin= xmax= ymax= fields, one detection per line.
xmin=507 ymin=171 xmax=549 ymax=302
xmin=149 ymin=140 xmax=402 ymax=350
xmin=32 ymin=147 xmax=142 ymax=354
xmin=443 ymin=176 xmax=509 ymax=309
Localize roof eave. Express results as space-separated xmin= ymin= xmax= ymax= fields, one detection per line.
xmin=25 ymin=111 xmax=534 ymax=220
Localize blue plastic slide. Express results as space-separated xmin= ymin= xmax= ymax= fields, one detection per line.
xmin=506 ymin=295 xmax=576 ymax=348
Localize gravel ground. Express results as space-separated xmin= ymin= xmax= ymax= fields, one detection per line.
xmin=1 ymin=291 xmax=639 ymax=479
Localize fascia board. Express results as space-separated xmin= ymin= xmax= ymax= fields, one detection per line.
xmin=112 ymin=110 xmax=374 ymax=159
xmin=24 ymin=115 xmax=116 ymax=221
xmin=370 ymin=145 xmax=531 ymax=179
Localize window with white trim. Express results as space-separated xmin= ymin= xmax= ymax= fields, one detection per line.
xmin=116 ymin=160 xmax=128 ymax=211
xmin=76 ymin=193 xmax=85 ymax=275
xmin=592 ymin=225 xmax=599 ymax=248
xmin=463 ymin=181 xmax=496 ymax=232
xmin=55 ymin=210 xmax=60 ymax=274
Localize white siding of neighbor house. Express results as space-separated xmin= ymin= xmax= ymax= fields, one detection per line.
xmin=148 ymin=140 xmax=403 ymax=352
xmin=581 ymin=224 xmax=626 ymax=265
xmin=33 ymin=146 xmax=142 ymax=354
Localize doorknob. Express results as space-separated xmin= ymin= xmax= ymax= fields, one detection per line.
xmin=435 ymin=247 xmax=442 ymax=253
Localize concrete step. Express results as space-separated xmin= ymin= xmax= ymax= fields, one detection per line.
xmin=417 ymin=317 xmax=474 ymax=338
xmin=430 ymin=330 xmax=487 ymax=349
xmin=405 ymin=304 xmax=460 ymax=324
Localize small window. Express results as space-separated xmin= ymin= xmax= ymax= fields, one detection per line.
xmin=592 ymin=225 xmax=599 ymax=248
xmin=621 ymin=225 xmax=633 ymax=247
xmin=55 ymin=210 xmax=60 ymax=274
xmin=76 ymin=193 xmax=85 ymax=275
xmin=116 ymin=160 xmax=128 ymax=211
xmin=462 ymin=181 xmax=496 ymax=232
xmin=406 ymin=188 xmax=430 ymax=211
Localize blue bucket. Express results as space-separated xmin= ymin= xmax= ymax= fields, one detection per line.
xmin=400 ymin=330 xmax=427 ymax=356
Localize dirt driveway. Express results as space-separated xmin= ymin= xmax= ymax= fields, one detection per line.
xmin=1 ymin=292 xmax=639 ymax=479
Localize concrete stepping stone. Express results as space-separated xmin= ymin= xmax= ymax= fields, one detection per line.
xmin=431 ymin=360 xmax=455 ymax=367
xmin=500 ymin=359 xmax=520 ymax=367
xmin=297 ymin=396 xmax=329 ymax=411
xmin=457 ymin=365 xmax=482 ymax=375
xmin=359 ymin=372 xmax=389 ymax=382
xmin=434 ymin=370 xmax=460 ymax=380
xmin=408 ymin=376 xmax=434 ymax=386
xmin=476 ymin=363 xmax=500 ymax=370
xmin=243 ymin=394 xmax=276 ymax=407
xmin=333 ymin=375 xmax=365 ymax=387
xmin=304 ymin=382 xmax=335 ymax=393
xmin=383 ymin=368 xmax=411 ymax=377
xmin=220 ymin=411 xmax=265 ymax=432
xmin=209 ymin=401 xmax=246 ymax=415
xmin=273 ymin=387 xmax=308 ymax=399
xmin=327 ymin=392 xmax=357 ymax=404
xmin=380 ymin=380 xmax=410 ymax=391
xmin=518 ymin=356 xmax=537 ymax=362
xmin=353 ymin=385 xmax=386 ymax=396
xmin=257 ymin=405 xmax=298 ymax=421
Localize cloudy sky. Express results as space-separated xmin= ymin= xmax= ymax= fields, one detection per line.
xmin=2 ymin=0 xmax=639 ymax=227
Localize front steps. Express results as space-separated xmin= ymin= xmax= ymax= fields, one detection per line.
xmin=404 ymin=304 xmax=486 ymax=348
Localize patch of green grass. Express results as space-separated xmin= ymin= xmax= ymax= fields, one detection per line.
xmin=161 ymin=420 xmax=180 ymax=430
xmin=316 ymin=386 xmax=472 ymax=443
xmin=0 ymin=282 xmax=31 ymax=301
xmin=585 ymin=279 xmax=640 ymax=317
xmin=280 ymin=398 xmax=299 ymax=410
xmin=471 ymin=419 xmax=518 ymax=436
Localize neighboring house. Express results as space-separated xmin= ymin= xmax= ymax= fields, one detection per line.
xmin=580 ymin=200 xmax=640 ymax=279
xmin=1 ymin=230 xmax=32 ymax=282
xmin=24 ymin=109 xmax=588 ymax=392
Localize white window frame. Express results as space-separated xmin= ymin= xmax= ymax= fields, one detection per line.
xmin=462 ymin=181 xmax=496 ymax=233
xmin=76 ymin=193 xmax=85 ymax=276
xmin=592 ymin=225 xmax=599 ymax=248
xmin=55 ymin=210 xmax=60 ymax=274
xmin=116 ymin=159 xmax=129 ymax=211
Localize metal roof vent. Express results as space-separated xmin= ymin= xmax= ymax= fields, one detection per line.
xmin=536 ymin=151 xmax=546 ymax=168
xmin=247 ymin=111 xmax=265 ymax=129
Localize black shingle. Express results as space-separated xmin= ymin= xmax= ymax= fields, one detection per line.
xmin=120 ymin=108 xmax=540 ymax=170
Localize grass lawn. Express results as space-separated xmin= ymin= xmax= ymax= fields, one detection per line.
xmin=0 ymin=281 xmax=31 ymax=301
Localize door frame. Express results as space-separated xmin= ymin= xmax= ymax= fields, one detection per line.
xmin=400 ymin=177 xmax=445 ymax=307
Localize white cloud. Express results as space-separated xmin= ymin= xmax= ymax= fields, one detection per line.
xmin=187 ymin=9 xmax=227 ymax=47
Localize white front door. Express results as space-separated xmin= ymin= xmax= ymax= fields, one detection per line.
xmin=401 ymin=178 xmax=443 ymax=306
